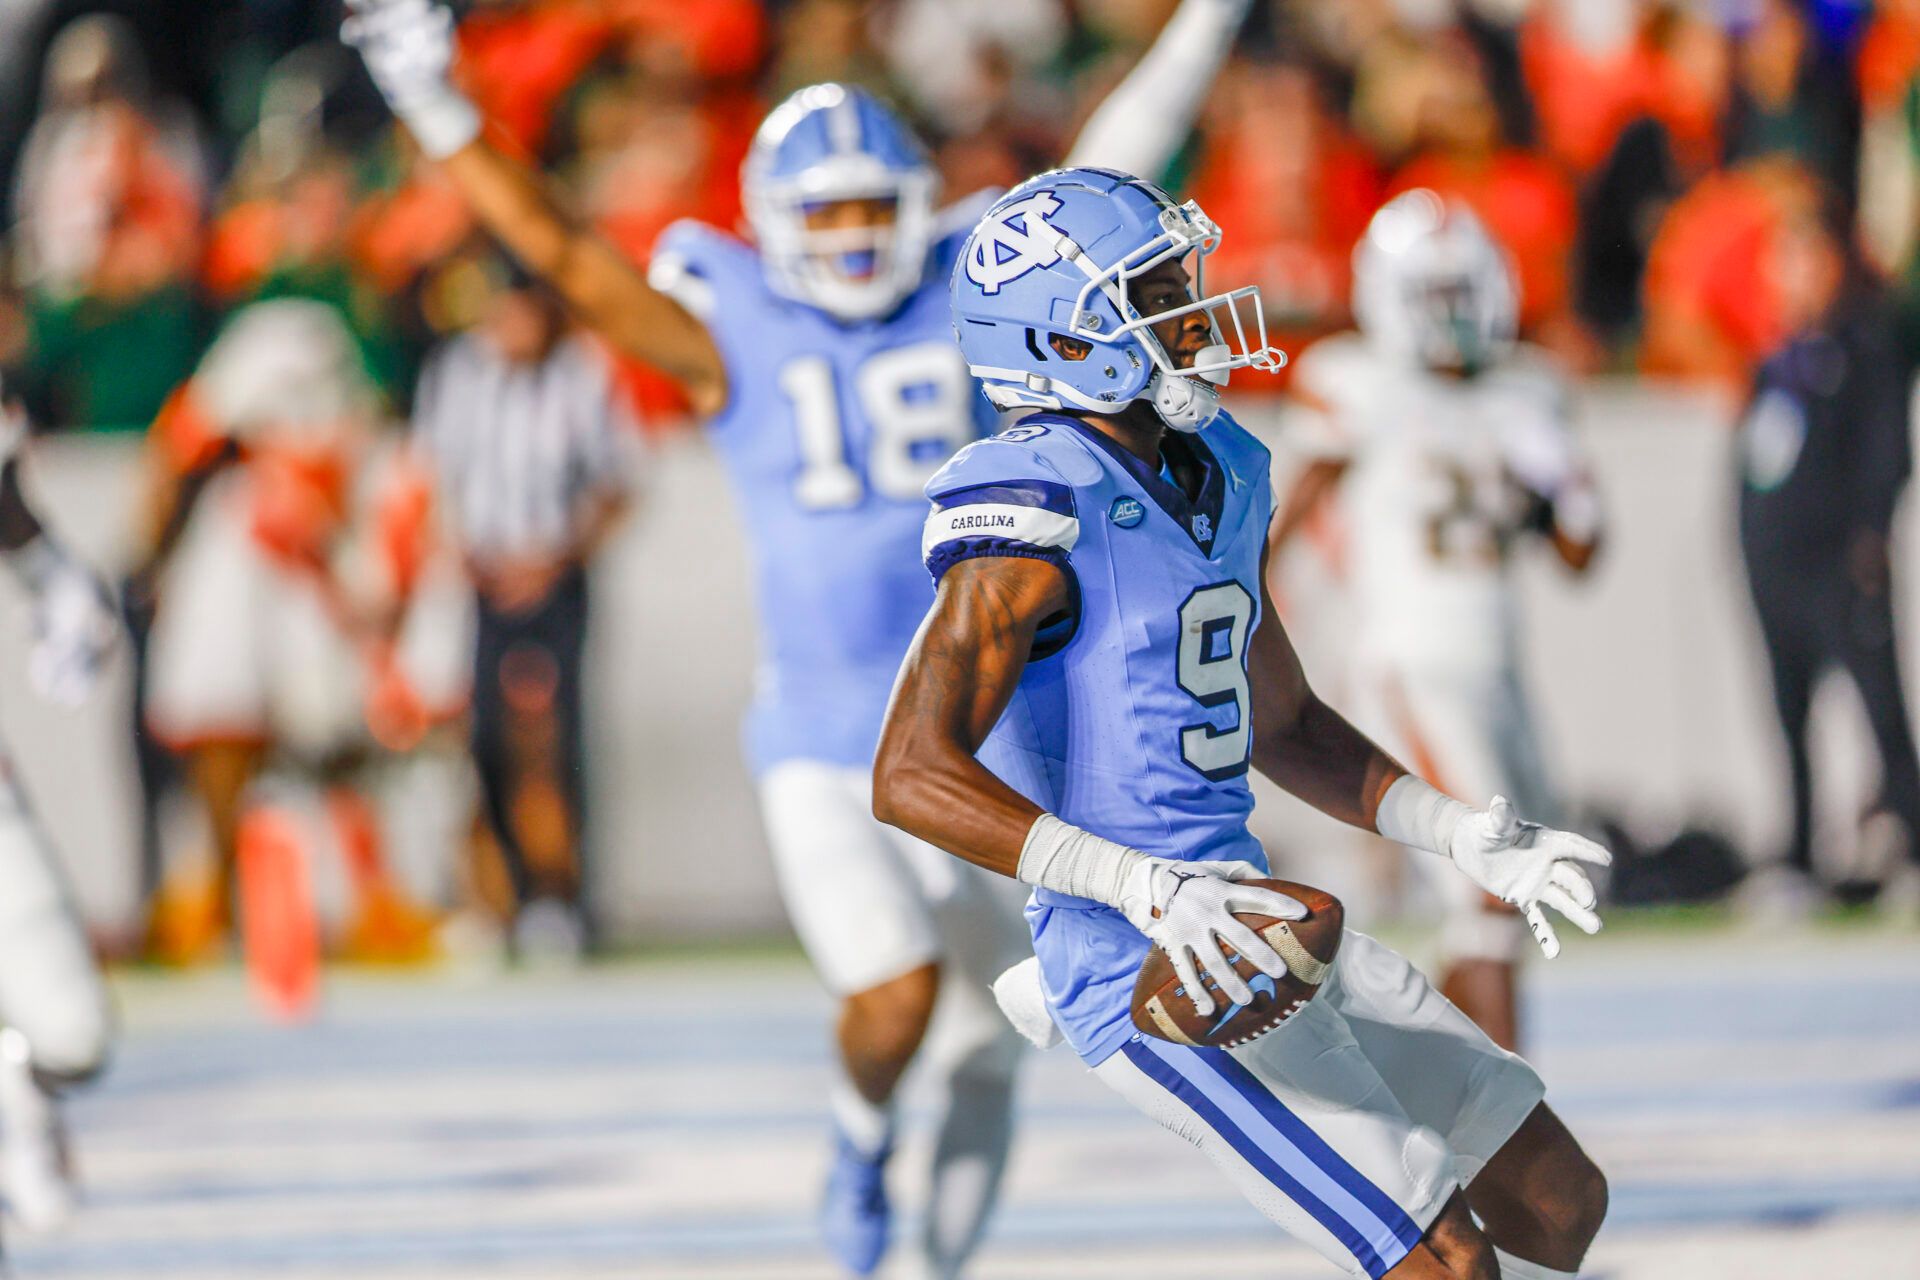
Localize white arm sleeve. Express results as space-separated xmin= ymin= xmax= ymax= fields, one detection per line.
xmin=1062 ymin=0 xmax=1252 ymax=179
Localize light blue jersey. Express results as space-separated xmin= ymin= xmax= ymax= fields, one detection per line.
xmin=922 ymin=410 xmax=1276 ymax=1064
xmin=652 ymin=215 xmax=998 ymax=773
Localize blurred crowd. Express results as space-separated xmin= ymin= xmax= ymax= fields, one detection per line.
xmin=10 ymin=0 xmax=1920 ymax=435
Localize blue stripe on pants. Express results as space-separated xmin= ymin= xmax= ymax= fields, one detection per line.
xmin=1119 ymin=1037 xmax=1420 ymax=1277
xmin=1202 ymin=1046 xmax=1426 ymax=1256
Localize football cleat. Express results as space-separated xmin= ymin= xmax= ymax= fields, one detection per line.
xmin=820 ymin=1127 xmax=893 ymax=1275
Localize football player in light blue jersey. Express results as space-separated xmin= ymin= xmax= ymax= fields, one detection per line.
xmin=344 ymin=2 xmax=1252 ymax=1274
xmin=874 ymin=169 xmax=1613 ymax=1279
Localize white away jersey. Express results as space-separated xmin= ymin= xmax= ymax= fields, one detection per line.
xmin=1290 ymin=335 xmax=1589 ymax=670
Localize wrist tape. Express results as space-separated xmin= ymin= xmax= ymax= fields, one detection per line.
xmin=1375 ymin=774 xmax=1471 ymax=858
xmin=1016 ymin=813 xmax=1145 ymax=907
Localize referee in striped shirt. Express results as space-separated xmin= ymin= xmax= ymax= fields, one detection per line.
xmin=412 ymin=259 xmax=641 ymax=958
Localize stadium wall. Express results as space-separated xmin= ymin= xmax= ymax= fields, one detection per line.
xmin=0 ymin=382 xmax=1910 ymax=944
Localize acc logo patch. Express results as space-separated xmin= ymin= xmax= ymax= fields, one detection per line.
xmin=966 ymin=193 xmax=1066 ymax=295
xmin=1109 ymin=496 xmax=1145 ymax=528
xmin=994 ymin=424 xmax=1049 ymax=443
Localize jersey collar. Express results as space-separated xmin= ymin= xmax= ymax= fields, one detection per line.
xmin=1051 ymin=416 xmax=1227 ymax=556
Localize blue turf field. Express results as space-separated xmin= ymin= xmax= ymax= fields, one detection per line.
xmin=12 ymin=925 xmax=1920 ymax=1279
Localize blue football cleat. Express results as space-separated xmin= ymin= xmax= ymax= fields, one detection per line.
xmin=820 ymin=1129 xmax=892 ymax=1275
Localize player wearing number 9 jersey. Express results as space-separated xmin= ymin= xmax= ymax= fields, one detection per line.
xmin=874 ymin=168 xmax=1612 ymax=1279
xmin=343 ymin=1 xmax=1255 ymax=1273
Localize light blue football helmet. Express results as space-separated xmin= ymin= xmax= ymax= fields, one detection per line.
xmin=742 ymin=83 xmax=939 ymax=323
xmin=949 ymin=167 xmax=1285 ymax=432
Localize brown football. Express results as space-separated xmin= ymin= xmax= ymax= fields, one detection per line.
xmin=1130 ymin=879 xmax=1343 ymax=1049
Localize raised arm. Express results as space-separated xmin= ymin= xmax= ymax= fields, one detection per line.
xmin=872 ymin=556 xmax=1067 ymax=875
xmin=1062 ymin=0 xmax=1252 ymax=179
xmin=344 ymin=0 xmax=724 ymax=412
xmin=1246 ymin=534 xmax=1610 ymax=957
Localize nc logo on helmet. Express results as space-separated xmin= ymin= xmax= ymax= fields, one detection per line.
xmin=966 ymin=193 xmax=1067 ymax=295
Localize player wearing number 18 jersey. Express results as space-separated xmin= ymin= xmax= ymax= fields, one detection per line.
xmin=345 ymin=1 xmax=1253 ymax=1272
xmin=874 ymin=169 xmax=1611 ymax=1278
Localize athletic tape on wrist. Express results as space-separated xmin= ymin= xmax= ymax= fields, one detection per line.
xmin=1374 ymin=774 xmax=1471 ymax=857
xmin=1016 ymin=813 xmax=1144 ymax=908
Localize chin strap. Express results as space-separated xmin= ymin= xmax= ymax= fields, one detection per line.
xmin=1150 ymin=369 xmax=1221 ymax=432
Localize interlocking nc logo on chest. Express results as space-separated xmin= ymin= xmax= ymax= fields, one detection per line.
xmin=966 ymin=193 xmax=1067 ymax=295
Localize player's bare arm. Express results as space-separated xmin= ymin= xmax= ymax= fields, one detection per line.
xmin=437 ymin=145 xmax=724 ymax=408
xmin=1060 ymin=0 xmax=1253 ymax=175
xmin=872 ymin=557 xmax=1068 ymax=875
xmin=1246 ymin=548 xmax=1408 ymax=831
xmin=343 ymin=0 xmax=725 ymax=413
xmin=875 ymin=549 xmax=1307 ymax=1016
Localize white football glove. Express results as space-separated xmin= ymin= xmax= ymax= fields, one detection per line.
xmin=1447 ymin=797 xmax=1608 ymax=959
xmin=1124 ymin=858 xmax=1307 ymax=1016
xmin=1378 ymin=776 xmax=1610 ymax=959
xmin=26 ymin=551 xmax=117 ymax=708
xmin=342 ymin=0 xmax=480 ymax=159
xmin=1016 ymin=815 xmax=1307 ymax=1016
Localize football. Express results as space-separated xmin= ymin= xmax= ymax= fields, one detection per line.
xmin=1130 ymin=879 xmax=1344 ymax=1049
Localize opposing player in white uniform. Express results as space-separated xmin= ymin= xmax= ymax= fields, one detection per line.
xmin=875 ymin=168 xmax=1610 ymax=1280
xmin=1275 ymin=192 xmax=1603 ymax=1048
xmin=0 ymin=383 xmax=117 ymax=1238
xmin=344 ymin=1 xmax=1252 ymax=1272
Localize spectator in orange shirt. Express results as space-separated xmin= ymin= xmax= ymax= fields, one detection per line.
xmin=1188 ymin=56 xmax=1384 ymax=371
xmin=455 ymin=0 xmax=619 ymax=155
xmin=1389 ymin=36 xmax=1584 ymax=361
xmin=1520 ymin=1 xmax=1728 ymax=179
xmin=1641 ymin=158 xmax=1819 ymax=387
